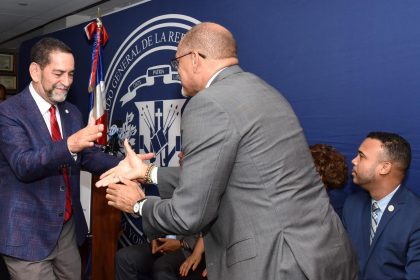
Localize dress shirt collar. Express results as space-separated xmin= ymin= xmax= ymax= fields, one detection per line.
xmin=29 ymin=82 xmax=64 ymax=137
xmin=372 ymin=184 xmax=400 ymax=223
xmin=205 ymin=67 xmax=227 ymax=88
xmin=29 ymin=82 xmax=54 ymax=116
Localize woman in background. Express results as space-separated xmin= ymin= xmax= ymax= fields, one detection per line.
xmin=310 ymin=144 xmax=349 ymax=219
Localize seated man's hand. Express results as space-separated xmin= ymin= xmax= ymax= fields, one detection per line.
xmin=96 ymin=139 xmax=154 ymax=187
xmin=105 ymin=177 xmax=144 ymax=213
xmin=179 ymin=247 xmax=204 ymax=277
xmin=180 ymin=236 xmax=206 ymax=277
xmin=151 ymin=238 xmax=181 ymax=254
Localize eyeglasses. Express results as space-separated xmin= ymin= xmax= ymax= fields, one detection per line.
xmin=170 ymin=52 xmax=206 ymax=70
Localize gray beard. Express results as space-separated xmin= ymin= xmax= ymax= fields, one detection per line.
xmin=47 ymin=89 xmax=68 ymax=103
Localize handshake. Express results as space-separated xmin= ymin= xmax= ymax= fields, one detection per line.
xmin=95 ymin=139 xmax=155 ymax=214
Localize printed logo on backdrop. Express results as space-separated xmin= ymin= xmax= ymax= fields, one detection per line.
xmin=105 ymin=14 xmax=201 ymax=247
xmin=105 ymin=14 xmax=200 ymax=166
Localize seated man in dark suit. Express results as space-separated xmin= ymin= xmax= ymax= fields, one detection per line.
xmin=116 ymin=234 xmax=206 ymax=280
xmin=310 ymin=144 xmax=349 ymax=219
xmin=342 ymin=131 xmax=420 ymax=279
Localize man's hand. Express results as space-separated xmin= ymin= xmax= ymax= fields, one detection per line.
xmin=179 ymin=252 xmax=203 ymax=277
xmin=96 ymin=139 xmax=154 ymax=187
xmin=179 ymin=236 xmax=205 ymax=277
xmin=67 ymin=124 xmax=104 ymax=153
xmin=151 ymin=238 xmax=182 ymax=254
xmin=105 ymin=177 xmax=145 ymax=213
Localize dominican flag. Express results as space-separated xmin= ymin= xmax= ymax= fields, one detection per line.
xmin=85 ymin=18 xmax=109 ymax=145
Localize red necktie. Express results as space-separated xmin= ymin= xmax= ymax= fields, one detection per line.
xmin=49 ymin=105 xmax=72 ymax=223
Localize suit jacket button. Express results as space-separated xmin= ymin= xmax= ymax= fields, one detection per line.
xmin=59 ymin=185 xmax=65 ymax=191
xmin=58 ymin=213 xmax=64 ymax=217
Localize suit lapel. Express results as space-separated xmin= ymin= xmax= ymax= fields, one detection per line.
xmin=367 ymin=186 xmax=405 ymax=257
xmin=57 ymin=102 xmax=73 ymax=138
xmin=359 ymin=197 xmax=372 ymax=271
xmin=20 ymin=88 xmax=52 ymax=143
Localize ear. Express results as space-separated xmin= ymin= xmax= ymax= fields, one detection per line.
xmin=379 ymin=161 xmax=392 ymax=175
xmin=191 ymin=51 xmax=199 ymax=73
xmin=29 ymin=62 xmax=41 ymax=82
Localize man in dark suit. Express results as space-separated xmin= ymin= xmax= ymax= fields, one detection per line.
xmin=0 ymin=84 xmax=6 ymax=102
xmin=116 ymin=235 xmax=206 ymax=280
xmin=343 ymin=131 xmax=420 ymax=279
xmin=0 ymin=83 xmax=9 ymax=280
xmin=0 ymin=37 xmax=120 ymax=279
xmin=97 ymin=22 xmax=358 ymax=279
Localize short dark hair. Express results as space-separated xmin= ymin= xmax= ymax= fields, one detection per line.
xmin=367 ymin=131 xmax=411 ymax=174
xmin=30 ymin=37 xmax=73 ymax=69
xmin=310 ymin=144 xmax=348 ymax=189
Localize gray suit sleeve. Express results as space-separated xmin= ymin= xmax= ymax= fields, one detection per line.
xmin=157 ymin=167 xmax=180 ymax=199
xmin=142 ymin=93 xmax=238 ymax=237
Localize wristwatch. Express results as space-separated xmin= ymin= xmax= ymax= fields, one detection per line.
xmin=133 ymin=198 xmax=147 ymax=216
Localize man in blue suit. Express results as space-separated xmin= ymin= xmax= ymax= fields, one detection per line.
xmin=343 ymin=131 xmax=420 ymax=280
xmin=0 ymin=37 xmax=120 ymax=279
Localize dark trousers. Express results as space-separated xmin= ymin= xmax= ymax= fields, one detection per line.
xmin=115 ymin=243 xmax=206 ymax=280
xmin=0 ymin=257 xmax=10 ymax=280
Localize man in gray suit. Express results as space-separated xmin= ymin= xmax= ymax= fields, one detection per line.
xmin=97 ymin=22 xmax=358 ymax=279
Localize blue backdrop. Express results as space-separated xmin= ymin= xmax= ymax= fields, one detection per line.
xmin=18 ymin=0 xmax=420 ymax=197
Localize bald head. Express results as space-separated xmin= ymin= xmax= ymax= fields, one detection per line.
xmin=179 ymin=22 xmax=238 ymax=60
xmin=175 ymin=22 xmax=239 ymax=97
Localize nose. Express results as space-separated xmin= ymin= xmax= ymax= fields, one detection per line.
xmin=351 ymin=155 xmax=358 ymax=166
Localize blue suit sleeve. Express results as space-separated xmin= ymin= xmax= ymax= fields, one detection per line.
xmin=406 ymin=223 xmax=420 ymax=279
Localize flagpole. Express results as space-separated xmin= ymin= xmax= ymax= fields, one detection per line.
xmin=83 ymin=16 xmax=109 ymax=279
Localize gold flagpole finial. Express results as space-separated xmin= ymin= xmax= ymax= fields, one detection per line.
xmin=96 ymin=8 xmax=102 ymax=29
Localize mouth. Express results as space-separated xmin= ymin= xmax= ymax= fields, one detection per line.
xmin=55 ymin=88 xmax=69 ymax=95
xmin=54 ymin=84 xmax=69 ymax=92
